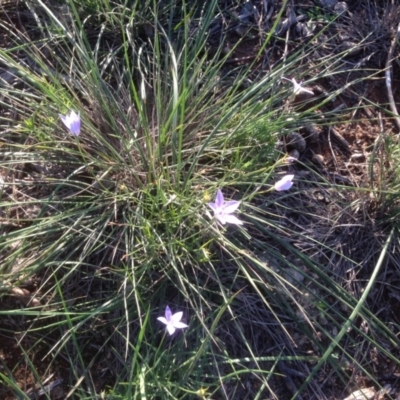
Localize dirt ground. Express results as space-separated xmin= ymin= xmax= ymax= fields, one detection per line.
xmin=2 ymin=0 xmax=400 ymax=399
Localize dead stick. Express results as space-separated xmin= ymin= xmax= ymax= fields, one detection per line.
xmin=385 ymin=22 xmax=400 ymax=132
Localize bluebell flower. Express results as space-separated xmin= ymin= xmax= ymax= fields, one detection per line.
xmin=291 ymin=78 xmax=314 ymax=96
xmin=274 ymin=174 xmax=294 ymax=191
xmin=60 ymin=110 xmax=81 ymax=136
xmin=157 ymin=306 xmax=188 ymax=336
xmin=207 ymin=189 xmax=243 ymax=225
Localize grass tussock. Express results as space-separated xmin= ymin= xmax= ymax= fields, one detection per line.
xmin=1 ymin=1 xmax=400 ymax=399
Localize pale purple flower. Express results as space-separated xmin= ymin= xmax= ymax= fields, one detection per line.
xmin=59 ymin=110 xmax=81 ymax=136
xmin=274 ymin=174 xmax=294 ymax=191
xmin=291 ymin=78 xmax=314 ymax=96
xmin=157 ymin=306 xmax=188 ymax=336
xmin=207 ymin=189 xmax=243 ymax=225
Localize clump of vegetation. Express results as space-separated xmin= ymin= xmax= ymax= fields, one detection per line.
xmin=1 ymin=1 xmax=400 ymax=399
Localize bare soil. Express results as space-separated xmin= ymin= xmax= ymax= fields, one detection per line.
xmin=2 ymin=0 xmax=400 ymax=399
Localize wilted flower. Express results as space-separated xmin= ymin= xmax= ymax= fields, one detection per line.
xmin=284 ymin=150 xmax=299 ymax=164
xmin=195 ymin=387 xmax=209 ymax=399
xmin=291 ymin=78 xmax=314 ymax=96
xmin=157 ymin=306 xmax=188 ymax=336
xmin=274 ymin=174 xmax=294 ymax=191
xmin=286 ymin=156 xmax=297 ymax=163
xmin=207 ymin=189 xmax=243 ymax=225
xmin=59 ymin=110 xmax=81 ymax=136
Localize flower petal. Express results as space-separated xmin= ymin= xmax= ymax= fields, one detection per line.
xmin=207 ymin=202 xmax=217 ymax=211
xmin=60 ymin=110 xmax=81 ymax=136
xmin=274 ymin=175 xmax=294 ymax=191
xmin=215 ymin=214 xmax=227 ymax=224
xmin=215 ymin=189 xmax=224 ymax=208
xmin=70 ymin=110 xmax=79 ymax=119
xmin=157 ymin=317 xmax=168 ymax=325
xmin=165 ymin=306 xmax=172 ymax=321
xmin=173 ymin=321 xmax=188 ymax=329
xmin=223 ymin=214 xmax=243 ymax=225
xmin=222 ymin=200 xmax=241 ymax=214
xmin=59 ymin=114 xmax=68 ymax=127
xmin=303 ymin=87 xmax=314 ymax=95
xmin=170 ymin=311 xmax=183 ymax=324
xmin=166 ymin=324 xmax=176 ymax=335
xmin=292 ymin=79 xmax=313 ymax=96
xmin=69 ymin=121 xmax=81 ymax=136
xmin=286 ymin=156 xmax=297 ymax=163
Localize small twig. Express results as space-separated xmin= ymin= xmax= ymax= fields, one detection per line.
xmin=263 ymin=0 xmax=274 ymax=22
xmin=330 ymin=127 xmax=351 ymax=153
xmin=26 ymin=378 xmax=63 ymax=399
xmin=327 ymin=127 xmax=338 ymax=170
xmin=385 ymin=22 xmax=400 ymax=133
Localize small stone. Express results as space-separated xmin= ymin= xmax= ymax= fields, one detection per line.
xmin=295 ymin=22 xmax=312 ymax=38
xmin=286 ymin=132 xmax=306 ymax=153
xmin=93 ymin=172 xmax=115 ymax=190
xmin=343 ymin=387 xmax=376 ymax=400
xmin=334 ymin=2 xmax=348 ymax=15
xmin=319 ymin=314 xmax=328 ymax=325
xmin=288 ymin=149 xmax=300 ymax=161
xmin=10 ymin=287 xmax=41 ymax=307
xmin=303 ymin=123 xmax=320 ymax=143
xmin=312 ymin=154 xmax=325 ymax=166
xmin=319 ymin=0 xmax=338 ymax=9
